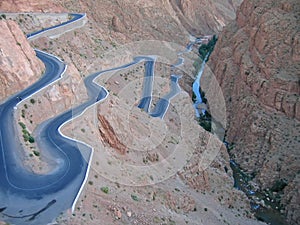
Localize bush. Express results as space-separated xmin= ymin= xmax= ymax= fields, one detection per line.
xmin=23 ymin=133 xmax=29 ymax=142
xmin=20 ymin=125 xmax=35 ymax=143
xmin=100 ymin=186 xmax=109 ymax=194
xmin=30 ymin=98 xmax=36 ymax=104
xmin=21 ymin=109 xmax=25 ymax=118
xmin=198 ymin=112 xmax=212 ymax=132
xmin=270 ymin=179 xmax=288 ymax=192
xmin=33 ymin=150 xmax=40 ymax=157
xmin=28 ymin=136 xmax=35 ymax=143
xmin=131 ymin=194 xmax=139 ymax=201
xmin=19 ymin=122 xmax=26 ymax=129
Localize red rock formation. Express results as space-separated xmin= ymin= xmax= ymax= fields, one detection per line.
xmin=98 ymin=114 xmax=127 ymax=155
xmin=208 ymin=0 xmax=300 ymax=223
xmin=0 ymin=19 xmax=44 ymax=102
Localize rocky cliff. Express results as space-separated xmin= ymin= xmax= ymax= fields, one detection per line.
xmin=1 ymin=0 xmax=241 ymax=43
xmin=0 ymin=0 xmax=64 ymax=12
xmin=169 ymin=0 xmax=242 ymax=34
xmin=208 ymin=0 xmax=300 ymax=223
xmin=75 ymin=0 xmax=242 ymax=43
xmin=0 ymin=19 xmax=44 ymax=102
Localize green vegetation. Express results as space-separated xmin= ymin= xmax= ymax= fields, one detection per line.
xmin=192 ymin=88 xmax=208 ymax=104
xmin=0 ymin=14 xmax=6 ymax=20
xmin=19 ymin=122 xmax=26 ymax=130
xmin=21 ymin=109 xmax=25 ymax=118
xmin=100 ymin=186 xmax=109 ymax=194
xmin=131 ymin=194 xmax=139 ymax=201
xmin=198 ymin=112 xmax=212 ymax=132
xmin=193 ymin=87 xmax=212 ymax=132
xmin=270 ymin=179 xmax=288 ymax=192
xmin=191 ymin=36 xmax=218 ymax=132
xmin=110 ymin=42 xmax=117 ymax=48
xmin=22 ymin=129 xmax=35 ymax=143
xmin=198 ymin=35 xmax=218 ymax=62
xmin=19 ymin=122 xmax=35 ymax=143
xmin=33 ymin=150 xmax=40 ymax=157
xmin=30 ymin=98 xmax=36 ymax=104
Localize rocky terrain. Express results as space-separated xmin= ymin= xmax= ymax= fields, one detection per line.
xmin=0 ymin=18 xmax=44 ymax=102
xmin=207 ymin=0 xmax=300 ymax=224
xmin=169 ymin=0 xmax=242 ymax=35
xmin=58 ymin=65 xmax=261 ymax=225
xmin=0 ymin=0 xmax=243 ymax=176
xmin=2 ymin=0 xmax=298 ymax=225
xmin=0 ymin=0 xmax=64 ymax=13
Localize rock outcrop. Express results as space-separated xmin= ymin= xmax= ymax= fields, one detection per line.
xmin=208 ymin=0 xmax=300 ymax=223
xmin=61 ymin=0 xmax=242 ymax=45
xmin=0 ymin=19 xmax=44 ymax=102
xmin=98 ymin=114 xmax=127 ymax=155
xmin=169 ymin=0 xmax=242 ymax=34
xmin=0 ymin=0 xmax=64 ymax=12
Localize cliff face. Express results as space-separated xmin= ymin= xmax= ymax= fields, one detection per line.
xmin=78 ymin=0 xmax=242 ymax=43
xmin=0 ymin=19 xmax=44 ymax=102
xmin=0 ymin=0 xmax=64 ymax=12
xmin=208 ymin=0 xmax=300 ymax=223
xmin=169 ymin=0 xmax=242 ymax=34
xmin=1 ymin=0 xmax=242 ymax=44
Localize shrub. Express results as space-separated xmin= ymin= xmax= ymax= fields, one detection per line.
xmin=23 ymin=134 xmax=29 ymax=142
xmin=28 ymin=136 xmax=35 ymax=143
xmin=131 ymin=194 xmax=139 ymax=201
xmin=21 ymin=109 xmax=25 ymax=118
xmin=19 ymin=122 xmax=26 ymax=129
xmin=198 ymin=112 xmax=212 ymax=132
xmin=100 ymin=186 xmax=109 ymax=194
xmin=33 ymin=150 xmax=40 ymax=157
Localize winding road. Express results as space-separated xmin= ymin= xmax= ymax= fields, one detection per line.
xmin=0 ymin=12 xmax=192 ymax=224
xmin=0 ymin=14 xmax=92 ymax=225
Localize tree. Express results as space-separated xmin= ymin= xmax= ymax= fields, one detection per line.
xmin=198 ymin=35 xmax=218 ymax=62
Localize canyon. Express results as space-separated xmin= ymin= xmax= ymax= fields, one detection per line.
xmin=208 ymin=0 xmax=300 ymax=224
xmin=0 ymin=0 xmax=298 ymax=224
